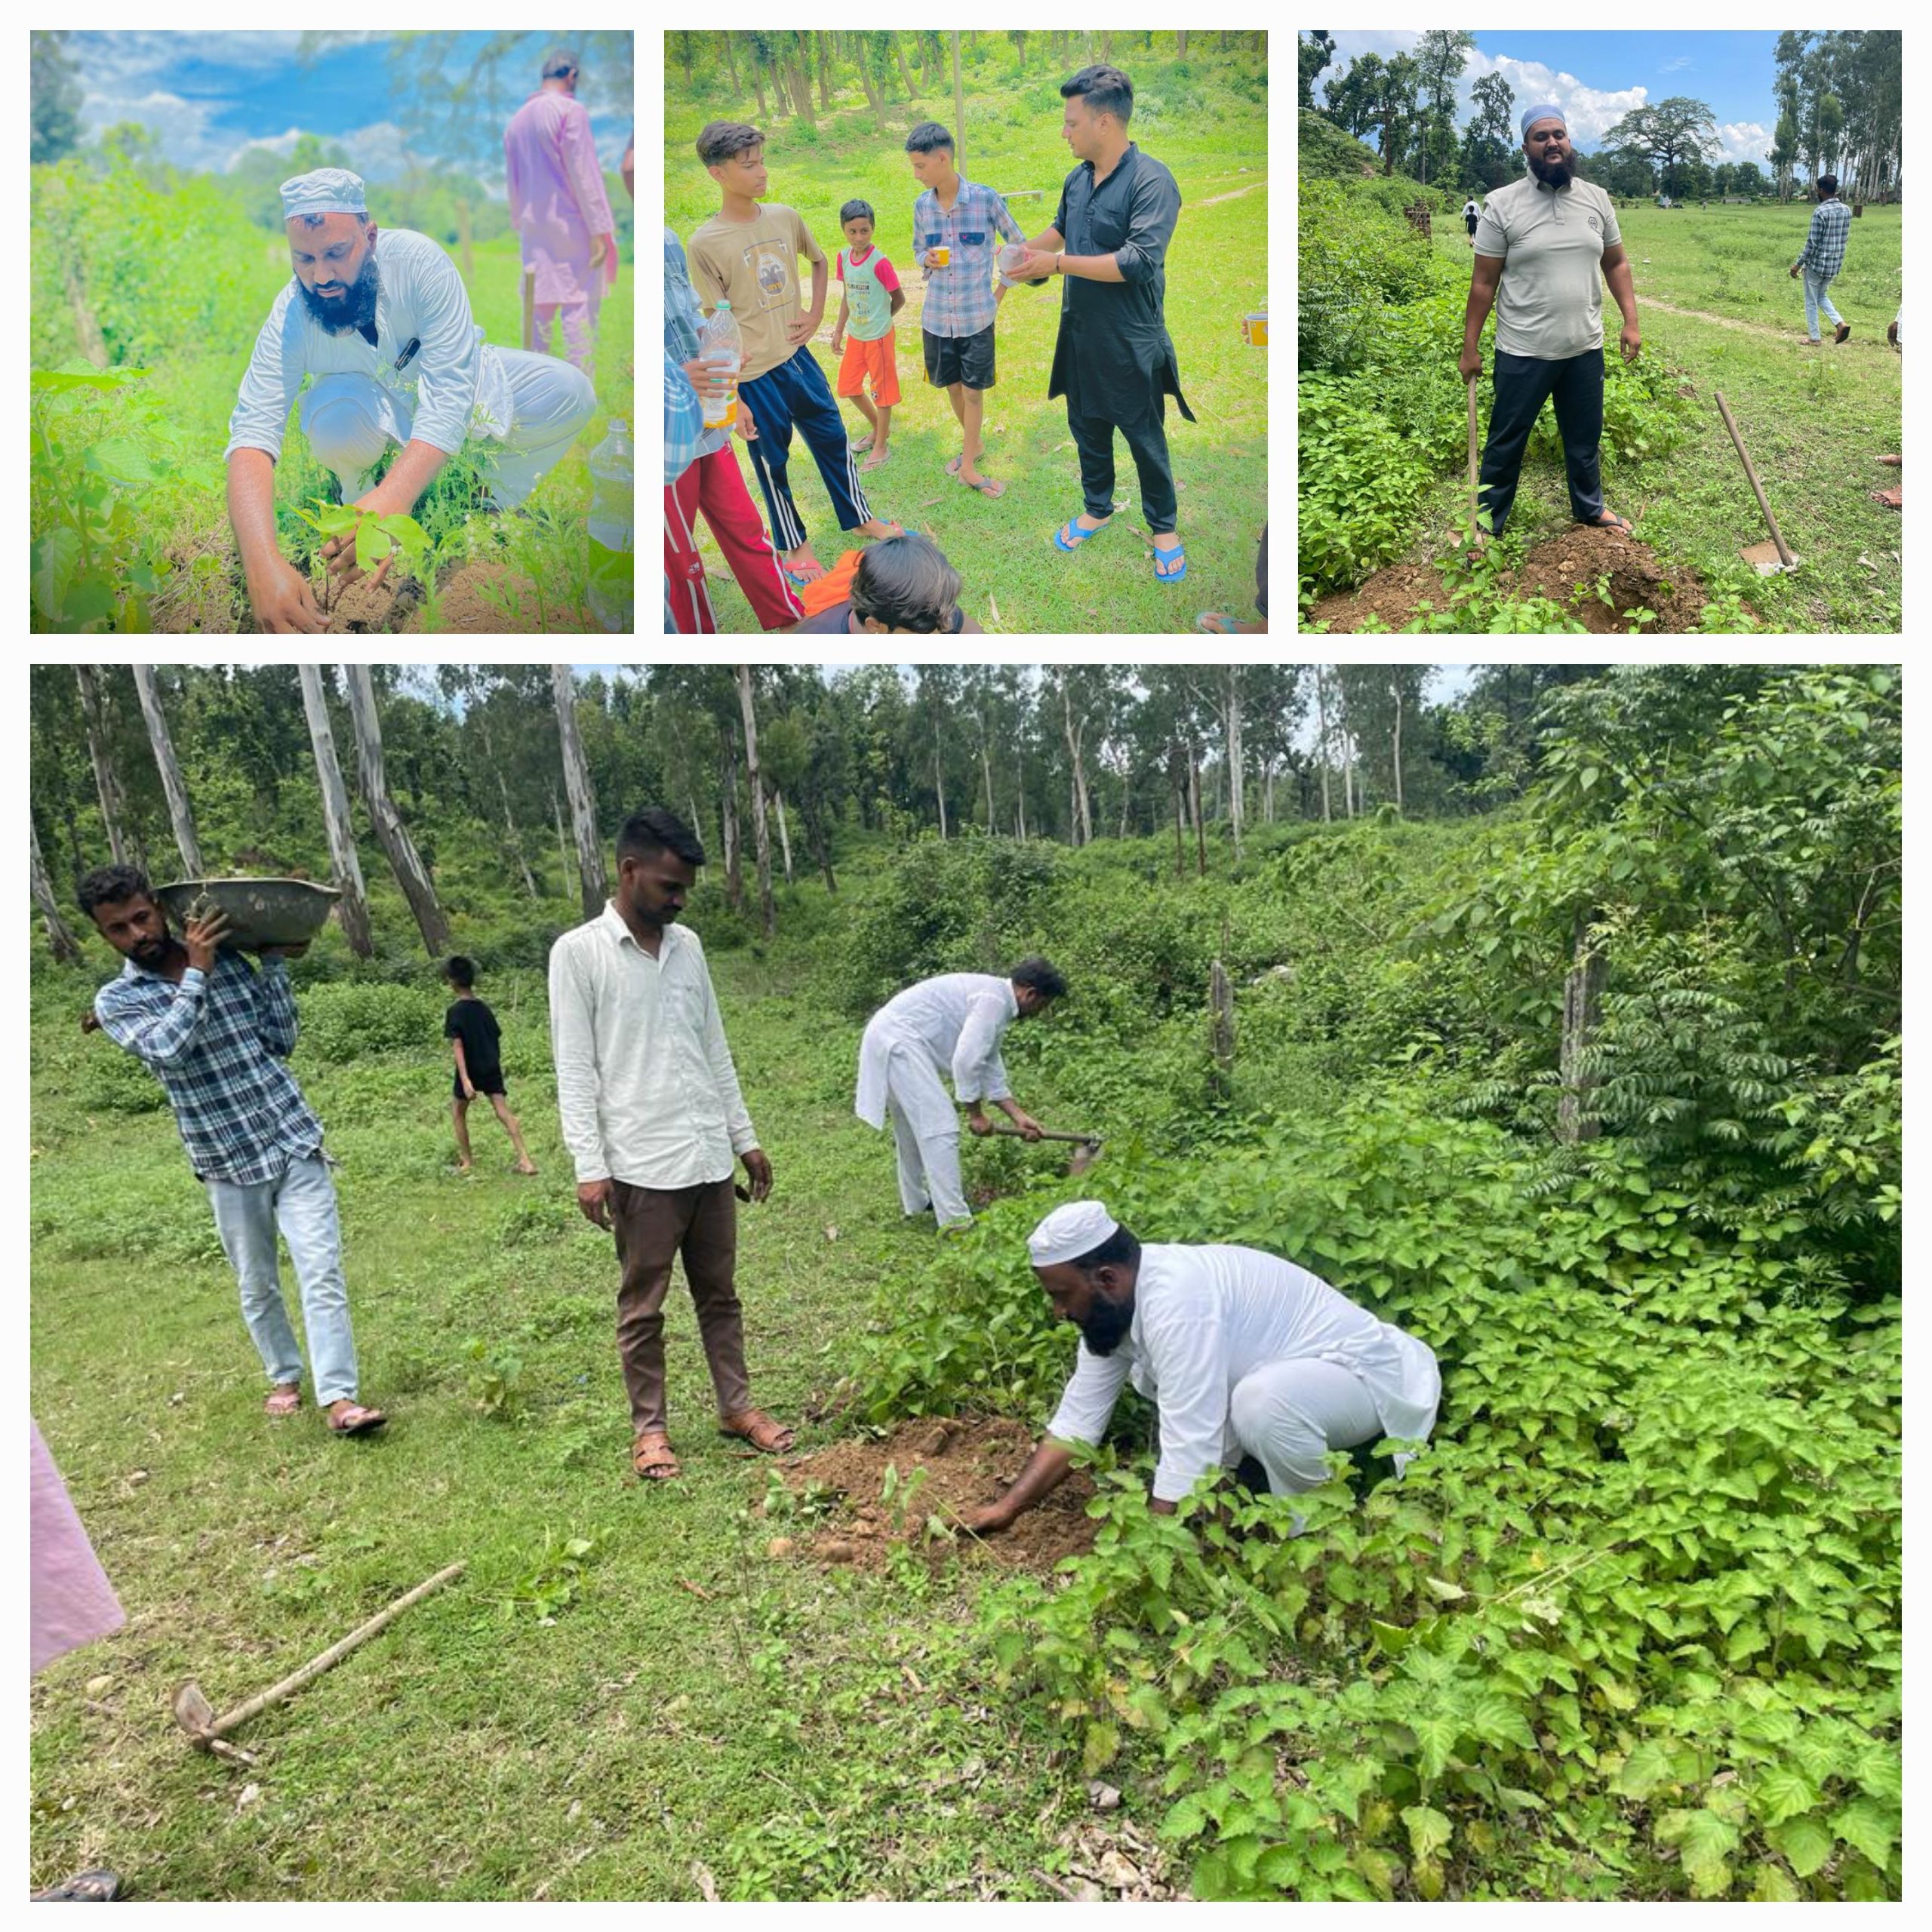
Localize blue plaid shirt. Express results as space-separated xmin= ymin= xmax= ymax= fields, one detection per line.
xmin=664 ymin=227 xmax=732 ymax=463
xmin=94 ymin=951 xmax=325 ymax=1186
xmin=1798 ymin=198 xmax=1852 ymax=278
xmin=912 ymin=179 xmax=1026 ymax=337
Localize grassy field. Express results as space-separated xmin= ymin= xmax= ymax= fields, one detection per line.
xmin=1423 ymin=202 xmax=1901 ymax=632
xmin=29 ymin=909 xmax=1103 ymax=1900
xmin=664 ymin=46 xmax=1268 ymax=633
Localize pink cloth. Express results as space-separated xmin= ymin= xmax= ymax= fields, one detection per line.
xmin=31 ymin=1422 xmax=124 ymax=1674
xmin=504 ymin=88 xmax=618 ymax=312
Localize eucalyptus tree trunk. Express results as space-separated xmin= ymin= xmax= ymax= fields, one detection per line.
xmin=130 ymin=665 xmax=203 ymax=879
xmin=1223 ymin=666 xmax=1244 ymax=860
xmin=1208 ymin=958 xmax=1235 ymax=1102
xmin=1060 ymin=685 xmax=1093 ymax=845
xmin=773 ymin=789 xmax=795 ymax=884
xmin=1557 ymin=918 xmax=1608 ymax=1144
xmin=720 ymin=737 xmax=745 ymax=911
xmin=1189 ymin=751 xmax=1207 ymax=875
xmin=978 ymin=726 xmax=995 ymax=829
xmin=342 ymin=664 xmax=451 ymax=955
xmin=549 ymin=666 xmax=608 ymax=921
xmin=74 ymin=666 xmax=132 ymax=866
xmin=1316 ymin=671 xmax=1333 ymax=823
xmin=550 ymin=785 xmax=572 ymax=890
xmin=720 ymin=32 xmax=740 ymax=91
xmin=735 ymin=666 xmax=776 ymax=938
xmin=297 ymin=665 xmax=373 ymax=955
xmin=1391 ymin=675 xmax=1405 ymax=815
xmin=30 ymin=814 xmax=84 ymax=964
xmin=479 ymin=717 xmax=538 ymax=899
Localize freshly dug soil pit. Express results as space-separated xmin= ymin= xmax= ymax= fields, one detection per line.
xmin=765 ymin=1417 xmax=1097 ymax=1573
xmin=1307 ymin=522 xmax=1755 ymax=635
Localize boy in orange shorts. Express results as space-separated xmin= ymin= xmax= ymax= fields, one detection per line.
xmin=827 ymin=199 xmax=905 ymax=472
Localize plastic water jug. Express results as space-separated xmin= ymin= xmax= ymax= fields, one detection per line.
xmin=586 ymin=417 xmax=633 ymax=633
xmin=697 ymin=300 xmax=743 ymax=429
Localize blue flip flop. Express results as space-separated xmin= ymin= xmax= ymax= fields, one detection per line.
xmin=1053 ymin=517 xmax=1110 ymax=551
xmin=1152 ymin=542 xmax=1188 ymax=583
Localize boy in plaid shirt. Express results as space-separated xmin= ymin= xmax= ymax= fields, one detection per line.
xmin=906 ymin=122 xmax=1027 ymax=500
xmin=82 ymin=864 xmax=386 ymax=1438
xmin=1790 ymin=173 xmax=1854 ymax=346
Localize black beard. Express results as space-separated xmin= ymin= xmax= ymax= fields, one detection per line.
xmin=298 ymin=242 xmax=381 ymax=335
xmin=1530 ymin=154 xmax=1574 ymax=189
xmin=1080 ymin=1287 xmax=1136 ymax=1357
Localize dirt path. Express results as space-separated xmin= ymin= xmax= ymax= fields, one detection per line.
xmin=1197 ymin=177 xmax=1266 ymax=207
xmin=1633 ymin=294 xmax=1800 ymax=340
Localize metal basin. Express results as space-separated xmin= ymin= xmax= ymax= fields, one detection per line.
xmin=155 ymin=878 xmax=340 ymax=952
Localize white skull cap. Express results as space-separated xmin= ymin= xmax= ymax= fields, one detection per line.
xmin=1027 ymin=1201 xmax=1119 ymax=1268
xmin=281 ymin=168 xmax=368 ymax=223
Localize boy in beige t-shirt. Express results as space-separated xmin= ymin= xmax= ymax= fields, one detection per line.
xmin=686 ymin=121 xmax=902 ymax=590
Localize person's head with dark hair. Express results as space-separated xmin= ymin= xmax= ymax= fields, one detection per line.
xmin=1028 ymin=1203 xmax=1143 ymax=1356
xmin=849 ymin=533 xmax=962 ymax=634
xmin=839 ymin=198 xmax=876 ymax=250
xmin=904 ymin=121 xmax=957 ymax=192
xmin=1010 ymin=955 xmax=1068 ymax=1014
xmin=445 ymin=955 xmax=477 ymax=992
xmin=697 ymin=121 xmax=768 ymax=204
xmin=77 ymin=863 xmax=175 ymax=970
xmin=541 ymin=48 xmax=580 ymax=91
xmin=1817 ymin=174 xmax=1838 ymax=198
xmin=613 ymin=808 xmax=706 ymax=937
xmin=1059 ymin=64 xmax=1134 ymax=162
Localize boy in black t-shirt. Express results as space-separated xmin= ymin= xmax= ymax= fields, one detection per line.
xmin=443 ymin=957 xmax=537 ymax=1175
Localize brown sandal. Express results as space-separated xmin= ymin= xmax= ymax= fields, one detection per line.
xmin=264 ymin=1383 xmax=302 ymax=1419
xmin=632 ymin=1432 xmax=681 ymax=1481
xmin=326 ymin=1400 xmax=388 ymax=1436
xmin=718 ymin=1408 xmax=795 ymax=1454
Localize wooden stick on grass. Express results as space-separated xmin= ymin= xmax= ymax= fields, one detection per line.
xmin=1466 ymin=373 xmax=1479 ymax=543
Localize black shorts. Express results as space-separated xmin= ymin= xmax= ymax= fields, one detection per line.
xmin=456 ymin=1069 xmax=506 ymax=1100
xmin=923 ymin=324 xmax=996 ymax=390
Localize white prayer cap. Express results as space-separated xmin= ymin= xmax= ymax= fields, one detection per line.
xmin=1027 ymin=1201 xmax=1118 ymax=1269
xmin=281 ymin=168 xmax=368 ymax=223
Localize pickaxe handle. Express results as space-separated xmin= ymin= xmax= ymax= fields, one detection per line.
xmin=983 ymin=1123 xmax=1101 ymax=1147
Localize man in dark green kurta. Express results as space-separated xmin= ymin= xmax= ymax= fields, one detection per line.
xmin=1007 ymin=63 xmax=1195 ymax=585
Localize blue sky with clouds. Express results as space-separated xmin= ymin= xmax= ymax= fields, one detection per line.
xmin=1308 ymin=29 xmax=1786 ymax=170
xmin=64 ymin=31 xmax=631 ymax=196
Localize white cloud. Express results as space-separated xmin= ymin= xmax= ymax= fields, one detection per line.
xmin=1660 ymin=56 xmax=1691 ymax=74
xmin=1713 ymin=121 xmax=1774 ymax=170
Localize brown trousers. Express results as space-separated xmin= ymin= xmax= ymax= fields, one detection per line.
xmin=610 ymin=1177 xmax=752 ymax=1434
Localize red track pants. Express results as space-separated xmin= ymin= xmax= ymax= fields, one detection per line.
xmin=664 ymin=448 xmax=804 ymax=634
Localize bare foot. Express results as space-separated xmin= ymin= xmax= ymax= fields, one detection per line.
xmin=457 ymin=1161 xmax=473 ymax=1174
xmin=855 ymin=518 xmax=904 ymax=540
xmin=862 ymin=446 xmax=892 ymax=472
xmin=513 ymin=1160 xmax=538 ymax=1175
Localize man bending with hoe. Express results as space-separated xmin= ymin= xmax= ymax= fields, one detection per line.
xmin=855 ymin=958 xmax=1066 ymax=1229
xmin=1460 ymin=107 xmax=1641 ymax=546
xmin=549 ymin=809 xmax=794 ymax=1483
xmin=960 ymin=1203 xmax=1440 ymax=1534
xmin=225 ymin=168 xmax=598 ymax=633
xmin=81 ymin=866 xmax=386 ymax=1438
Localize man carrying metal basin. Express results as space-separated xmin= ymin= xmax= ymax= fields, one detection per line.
xmin=78 ymin=864 xmax=387 ymax=1440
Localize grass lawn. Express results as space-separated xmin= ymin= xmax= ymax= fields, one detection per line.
xmin=1423 ymin=202 xmax=1900 ymax=632
xmin=664 ymin=51 xmax=1269 ymax=634
xmin=29 ymin=930 xmax=1100 ymax=1902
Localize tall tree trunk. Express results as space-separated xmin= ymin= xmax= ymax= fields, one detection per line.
xmin=1118 ymin=771 xmax=1132 ymax=839
xmin=29 ymin=813 xmax=85 ymax=964
xmin=894 ymin=38 xmax=918 ymax=97
xmin=343 ymin=666 xmax=451 ymax=955
xmin=1316 ymin=671 xmax=1332 ymax=823
xmin=550 ymin=784 xmax=572 ymax=891
xmin=1208 ymin=958 xmax=1235 ymax=1102
xmin=801 ymin=798 xmax=837 ymax=893
xmin=857 ymin=55 xmax=881 ymax=115
xmin=1172 ymin=773 xmax=1186 ymax=877
xmin=1558 ymin=917 xmax=1607 ymax=1143
xmin=773 ymin=789 xmax=795 ymax=885
xmin=979 ymin=726 xmax=995 ymax=829
xmin=297 ymin=666 xmax=373 ymax=955
xmin=549 ymin=666 xmax=608 ymax=921
xmin=735 ymin=666 xmax=776 ymax=938
xmin=719 ymin=738 xmax=745 ymax=911
xmin=934 ymin=732 xmax=948 ymax=838
xmin=1176 ymin=29 xmax=1189 ymax=58
xmin=476 ymin=717 xmax=538 ymax=900
xmin=74 ymin=666 xmax=132 ymax=867
xmin=1060 ymin=686 xmax=1092 ymax=845
xmin=1390 ymin=675 xmax=1405 ymax=815
xmin=1189 ymin=751 xmax=1206 ymax=876
xmin=816 ymin=32 xmax=834 ymax=109
xmin=721 ymin=32 xmax=740 ymax=92
xmin=749 ymin=66 xmax=769 ymax=119
xmin=130 ymin=664 xmax=204 ymax=878
xmin=786 ymin=55 xmax=816 ymax=122
xmin=1223 ymin=666 xmax=1244 ymax=860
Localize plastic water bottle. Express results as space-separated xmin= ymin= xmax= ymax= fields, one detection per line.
xmin=586 ymin=417 xmax=633 ymax=633
xmin=696 ymin=300 xmax=743 ymax=429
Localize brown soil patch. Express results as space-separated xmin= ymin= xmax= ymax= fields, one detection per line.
xmin=1309 ymin=521 xmax=1753 ymax=635
xmin=393 ymin=560 xmax=595 ymax=634
xmin=764 ymin=1417 xmax=1097 ymax=1574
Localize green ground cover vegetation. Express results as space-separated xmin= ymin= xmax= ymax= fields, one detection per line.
xmin=31 ymin=663 xmax=1899 ymax=1900
xmin=666 ymin=32 xmax=1266 ymax=633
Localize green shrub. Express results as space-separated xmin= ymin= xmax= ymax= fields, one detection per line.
xmin=295 ymin=981 xmax=447 ymax=1063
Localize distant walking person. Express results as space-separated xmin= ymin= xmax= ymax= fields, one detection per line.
xmin=80 ymin=866 xmax=386 ymax=1437
xmin=443 ymin=956 xmax=537 ymax=1176
xmin=1461 ymin=195 xmax=1480 ymax=246
xmin=1460 ymin=106 xmax=1641 ymax=544
xmin=1790 ymin=174 xmax=1852 ymax=347
xmin=505 ymin=47 xmax=618 ymax=379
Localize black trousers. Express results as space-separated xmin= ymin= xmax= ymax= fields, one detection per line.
xmin=1477 ymin=346 xmax=1606 ymax=537
xmin=1069 ymin=408 xmax=1178 ymax=534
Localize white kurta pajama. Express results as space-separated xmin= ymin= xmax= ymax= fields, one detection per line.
xmin=226 ymin=226 xmax=595 ymax=509
xmin=855 ymin=974 xmax=1019 ymax=1227
xmin=1047 ymin=1244 xmax=1442 ymax=1503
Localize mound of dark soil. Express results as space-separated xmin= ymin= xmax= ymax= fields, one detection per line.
xmin=764 ymin=1417 xmax=1097 ymax=1573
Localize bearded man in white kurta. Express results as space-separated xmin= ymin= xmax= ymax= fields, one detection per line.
xmin=960 ymin=1202 xmax=1442 ymax=1534
xmin=224 ymin=167 xmax=597 ymax=635
xmin=854 ymin=958 xmax=1066 ymax=1228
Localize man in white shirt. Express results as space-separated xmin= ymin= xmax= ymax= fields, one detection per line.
xmin=960 ymin=1202 xmax=1441 ymax=1533
xmin=548 ymin=807 xmax=792 ymax=1483
xmin=225 ymin=167 xmax=598 ymax=635
xmin=854 ymin=959 xmax=1067 ymax=1229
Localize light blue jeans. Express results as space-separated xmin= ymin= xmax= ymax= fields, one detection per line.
xmin=205 ymin=1154 xmax=360 ymax=1404
xmin=1802 ymin=267 xmax=1844 ymax=340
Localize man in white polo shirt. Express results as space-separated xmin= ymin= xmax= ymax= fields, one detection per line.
xmin=1457 ymin=106 xmax=1642 ymax=545
xmin=959 ymin=1202 xmax=1441 ymax=1533
xmin=549 ymin=807 xmax=793 ymax=1484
